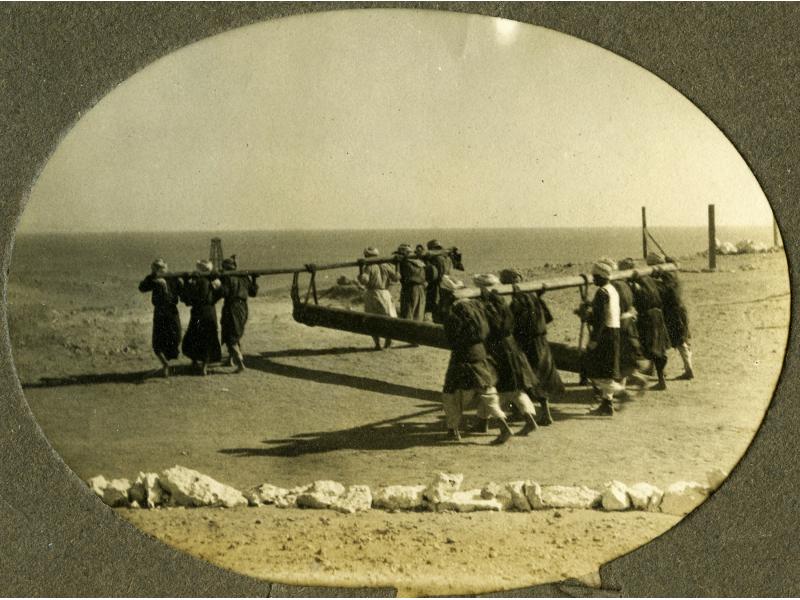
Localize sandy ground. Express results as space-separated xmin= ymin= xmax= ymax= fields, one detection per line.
xmin=8 ymin=251 xmax=790 ymax=595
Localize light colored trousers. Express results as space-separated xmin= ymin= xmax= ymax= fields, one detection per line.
xmin=442 ymin=388 xmax=535 ymax=429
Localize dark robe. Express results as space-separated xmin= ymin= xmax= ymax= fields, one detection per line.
xmin=180 ymin=276 xmax=223 ymax=363
xmin=220 ymin=275 xmax=258 ymax=346
xmin=632 ymin=275 xmax=670 ymax=360
xmin=398 ymin=257 xmax=426 ymax=321
xmin=138 ymin=275 xmax=182 ymax=360
xmin=656 ymin=271 xmax=690 ymax=347
xmin=510 ymin=289 xmax=564 ymax=398
xmin=426 ymin=253 xmax=453 ymax=324
xmin=612 ymin=279 xmax=642 ymax=377
xmin=584 ymin=286 xmax=621 ymax=380
xmin=442 ymin=299 xmax=497 ymax=393
xmin=479 ymin=289 xmax=539 ymax=394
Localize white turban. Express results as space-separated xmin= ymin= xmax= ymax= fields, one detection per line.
xmin=472 ymin=273 xmax=500 ymax=288
xmin=598 ymin=256 xmax=618 ymax=271
xmin=363 ymin=246 xmax=379 ymax=258
xmin=196 ymin=259 xmax=213 ymax=272
xmin=592 ymin=262 xmax=613 ymax=279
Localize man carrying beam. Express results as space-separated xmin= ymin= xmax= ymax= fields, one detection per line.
xmin=357 ymin=247 xmax=399 ymax=350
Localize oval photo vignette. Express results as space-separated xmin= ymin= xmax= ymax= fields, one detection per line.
xmin=7 ymin=9 xmax=791 ymax=597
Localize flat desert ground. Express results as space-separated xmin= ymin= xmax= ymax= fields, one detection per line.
xmin=8 ymin=251 xmax=790 ymax=595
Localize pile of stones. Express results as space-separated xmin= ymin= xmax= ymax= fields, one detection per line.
xmin=86 ymin=466 xmax=727 ymax=517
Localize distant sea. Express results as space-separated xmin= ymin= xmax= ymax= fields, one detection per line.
xmin=9 ymin=226 xmax=776 ymax=309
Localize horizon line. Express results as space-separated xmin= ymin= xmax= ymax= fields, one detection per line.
xmin=14 ymin=223 xmax=775 ymax=235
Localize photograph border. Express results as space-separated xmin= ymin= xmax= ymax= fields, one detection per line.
xmin=1 ymin=3 xmax=798 ymax=596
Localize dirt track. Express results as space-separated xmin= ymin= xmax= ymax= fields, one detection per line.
xmin=10 ymin=251 xmax=790 ymax=595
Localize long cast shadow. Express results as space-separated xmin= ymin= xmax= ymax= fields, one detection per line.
xmin=246 ymin=353 xmax=442 ymax=403
xmin=261 ymin=345 xmax=420 ymax=359
xmin=219 ymin=406 xmax=488 ymax=457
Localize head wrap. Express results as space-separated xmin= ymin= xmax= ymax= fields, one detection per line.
xmin=196 ymin=259 xmax=213 ymax=273
xmin=426 ymin=239 xmax=443 ymax=251
xmin=396 ymin=243 xmax=412 ymax=255
xmin=592 ymin=261 xmax=613 ymax=279
xmin=151 ymin=258 xmax=167 ymax=272
xmin=618 ymin=257 xmax=636 ymax=270
xmin=598 ymin=256 xmax=618 ymax=271
xmin=646 ymin=252 xmax=665 ymax=266
xmin=472 ymin=273 xmax=501 ymax=288
xmin=439 ymin=275 xmax=465 ymax=292
xmin=499 ymin=268 xmax=524 ymax=285
xmin=363 ymin=247 xmax=379 ymax=258
xmin=222 ymin=256 xmax=237 ymax=270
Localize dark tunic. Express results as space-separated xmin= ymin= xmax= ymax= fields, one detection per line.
xmin=510 ymin=289 xmax=564 ymax=398
xmin=220 ymin=275 xmax=258 ymax=346
xmin=656 ymin=271 xmax=690 ymax=347
xmin=612 ymin=280 xmax=642 ymax=377
xmin=479 ymin=290 xmax=539 ymax=394
xmin=426 ymin=253 xmax=453 ymax=324
xmin=180 ymin=276 xmax=223 ymax=363
xmin=138 ymin=275 xmax=182 ymax=360
xmin=442 ymin=299 xmax=497 ymax=393
xmin=584 ymin=286 xmax=621 ymax=380
xmin=632 ymin=275 xmax=670 ymax=360
xmin=398 ymin=258 xmax=426 ymax=321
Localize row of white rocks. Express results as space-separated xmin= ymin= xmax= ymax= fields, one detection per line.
xmin=87 ymin=466 xmax=727 ymax=517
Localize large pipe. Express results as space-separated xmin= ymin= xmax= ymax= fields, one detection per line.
xmin=293 ymin=302 xmax=585 ymax=373
xmin=450 ymin=263 xmax=677 ymax=300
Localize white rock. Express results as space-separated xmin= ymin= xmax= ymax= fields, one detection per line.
xmin=706 ymin=468 xmax=728 ymax=490
xmin=627 ymin=482 xmax=664 ymax=512
xmin=525 ymin=481 xmax=544 ymax=509
xmin=480 ymin=482 xmax=514 ymax=511
xmin=87 ymin=476 xmax=131 ymax=508
xmin=274 ymin=485 xmax=311 ymax=509
xmin=536 ymin=485 xmax=601 ymax=509
xmin=717 ymin=241 xmax=738 ymax=255
xmin=372 ymin=485 xmax=427 ymax=510
xmin=295 ymin=480 xmax=346 ymax=509
xmin=331 ymin=485 xmax=372 ymax=514
xmin=436 ymin=490 xmax=502 ymax=512
xmin=87 ymin=475 xmax=109 ymax=498
xmin=506 ymin=481 xmax=532 ymax=511
xmin=423 ymin=472 xmax=464 ymax=504
xmin=246 ymin=483 xmax=289 ymax=507
xmin=159 ymin=466 xmax=247 ymax=508
xmin=660 ymin=481 xmax=709 ymax=515
xmin=601 ymin=480 xmax=631 ymax=511
xmin=129 ymin=472 xmax=163 ymax=508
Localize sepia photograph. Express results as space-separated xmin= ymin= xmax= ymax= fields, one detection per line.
xmin=5 ymin=8 xmax=791 ymax=596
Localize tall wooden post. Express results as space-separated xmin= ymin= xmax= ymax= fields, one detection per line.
xmin=210 ymin=238 xmax=224 ymax=271
xmin=641 ymin=206 xmax=648 ymax=259
xmin=708 ymin=204 xmax=716 ymax=271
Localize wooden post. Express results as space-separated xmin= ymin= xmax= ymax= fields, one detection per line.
xmin=210 ymin=238 xmax=224 ymax=271
xmin=708 ymin=204 xmax=716 ymax=271
xmin=641 ymin=206 xmax=648 ymax=259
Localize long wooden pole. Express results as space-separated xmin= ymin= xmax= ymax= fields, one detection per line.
xmin=642 ymin=206 xmax=648 ymax=259
xmin=708 ymin=204 xmax=716 ymax=271
xmin=450 ymin=263 xmax=677 ymax=300
xmin=158 ymin=249 xmax=457 ymax=279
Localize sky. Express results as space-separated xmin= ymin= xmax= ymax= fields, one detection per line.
xmin=19 ymin=9 xmax=774 ymax=233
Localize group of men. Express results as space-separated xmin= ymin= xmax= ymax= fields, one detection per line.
xmin=358 ymin=244 xmax=693 ymax=444
xmin=582 ymin=252 xmax=694 ymax=416
xmin=138 ymin=256 xmax=258 ymax=377
xmin=357 ymin=239 xmax=456 ymax=349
